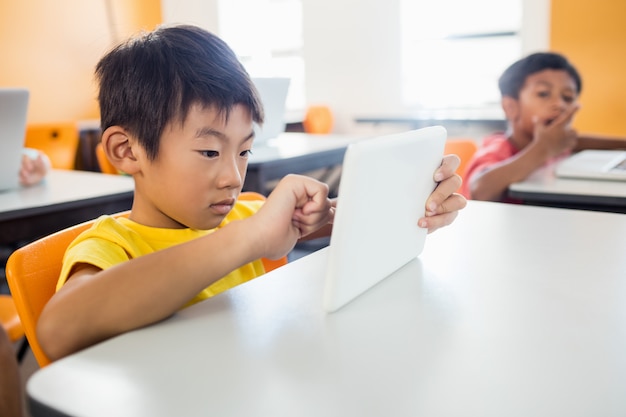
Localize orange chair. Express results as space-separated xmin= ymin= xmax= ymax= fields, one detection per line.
xmin=5 ymin=193 xmax=286 ymax=367
xmin=303 ymin=105 xmax=334 ymax=134
xmin=0 ymin=295 xmax=27 ymax=360
xmin=444 ymin=138 xmax=478 ymax=181
xmin=95 ymin=142 xmax=120 ymax=175
xmin=24 ymin=122 xmax=80 ymax=170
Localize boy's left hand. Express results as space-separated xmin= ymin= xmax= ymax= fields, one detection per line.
xmin=418 ymin=154 xmax=467 ymax=233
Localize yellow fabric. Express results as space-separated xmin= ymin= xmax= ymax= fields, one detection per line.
xmin=57 ymin=200 xmax=266 ymax=307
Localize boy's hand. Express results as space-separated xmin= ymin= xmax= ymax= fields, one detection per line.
xmin=533 ymin=104 xmax=580 ymax=158
xmin=419 ymin=154 xmax=467 ymax=233
xmin=19 ymin=152 xmax=50 ymax=186
xmin=252 ymin=174 xmax=334 ymax=260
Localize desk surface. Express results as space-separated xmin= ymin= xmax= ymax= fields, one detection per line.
xmin=509 ymin=164 xmax=626 ymax=212
xmin=0 ymin=170 xmax=134 ymax=244
xmin=27 ymin=201 xmax=626 ymax=417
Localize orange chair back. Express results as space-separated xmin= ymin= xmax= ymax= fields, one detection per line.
xmin=0 ymin=295 xmax=24 ymax=342
xmin=444 ymin=138 xmax=478 ymax=181
xmin=6 ymin=194 xmax=286 ymax=366
xmin=95 ymin=143 xmax=120 ymax=175
xmin=303 ymin=105 xmax=334 ymax=134
xmin=24 ymin=122 xmax=79 ymax=170
xmin=6 ymin=219 xmax=92 ymax=366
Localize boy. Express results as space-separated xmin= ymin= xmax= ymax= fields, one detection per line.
xmin=461 ymin=52 xmax=624 ymax=202
xmin=37 ymin=24 xmax=466 ymax=361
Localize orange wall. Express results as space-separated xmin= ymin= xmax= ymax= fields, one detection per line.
xmin=550 ymin=0 xmax=626 ymax=137
xmin=0 ymin=0 xmax=162 ymax=124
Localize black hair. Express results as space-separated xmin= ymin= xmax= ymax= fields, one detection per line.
xmin=498 ymin=52 xmax=582 ymax=99
xmin=95 ymin=24 xmax=264 ymax=160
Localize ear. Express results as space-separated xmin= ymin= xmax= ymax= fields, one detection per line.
xmin=501 ymin=96 xmax=520 ymax=122
xmin=101 ymin=126 xmax=141 ymax=175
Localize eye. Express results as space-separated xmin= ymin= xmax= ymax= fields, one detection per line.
xmin=537 ymin=91 xmax=550 ymax=98
xmin=199 ymin=150 xmax=219 ymax=159
xmin=240 ymin=149 xmax=252 ymax=158
xmin=562 ymin=95 xmax=575 ymax=103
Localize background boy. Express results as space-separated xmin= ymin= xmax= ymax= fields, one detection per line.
xmin=37 ymin=24 xmax=466 ymax=362
xmin=461 ymin=52 xmax=625 ymax=202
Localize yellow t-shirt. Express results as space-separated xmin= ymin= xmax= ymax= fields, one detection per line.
xmin=57 ymin=200 xmax=265 ymax=307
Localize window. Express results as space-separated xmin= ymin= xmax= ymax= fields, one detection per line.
xmin=218 ymin=0 xmax=305 ymax=114
xmin=400 ymin=0 xmax=522 ymax=110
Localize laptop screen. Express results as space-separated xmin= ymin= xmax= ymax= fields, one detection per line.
xmin=252 ymin=78 xmax=290 ymax=145
xmin=0 ymin=88 xmax=29 ymax=191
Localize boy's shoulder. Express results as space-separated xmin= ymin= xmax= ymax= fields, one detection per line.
xmin=482 ymin=132 xmax=508 ymax=147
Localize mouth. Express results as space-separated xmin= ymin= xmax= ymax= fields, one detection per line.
xmin=210 ymin=198 xmax=235 ymax=215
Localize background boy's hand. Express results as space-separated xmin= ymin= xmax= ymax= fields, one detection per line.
xmin=533 ymin=104 xmax=580 ymax=158
xmin=252 ymin=174 xmax=334 ymax=260
xmin=19 ymin=151 xmax=50 ymax=186
xmin=419 ymin=154 xmax=467 ymax=233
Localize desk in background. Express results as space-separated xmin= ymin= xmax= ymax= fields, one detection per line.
xmin=509 ymin=164 xmax=626 ymax=213
xmin=244 ymin=132 xmax=364 ymax=195
xmin=354 ymin=108 xmax=507 ymax=133
xmin=27 ymin=201 xmax=626 ymax=417
xmin=0 ymin=170 xmax=134 ymax=245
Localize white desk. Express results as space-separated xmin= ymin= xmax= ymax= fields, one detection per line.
xmin=509 ymin=164 xmax=626 ymax=213
xmin=245 ymin=132 xmax=365 ymax=195
xmin=0 ymin=170 xmax=134 ymax=244
xmin=27 ymin=201 xmax=626 ymax=417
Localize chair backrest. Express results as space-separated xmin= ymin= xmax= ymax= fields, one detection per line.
xmin=5 ymin=192 xmax=286 ymax=367
xmin=444 ymin=138 xmax=478 ymax=181
xmin=303 ymin=105 xmax=334 ymax=134
xmin=0 ymin=295 xmax=24 ymax=342
xmin=24 ymin=122 xmax=79 ymax=170
xmin=6 ymin=219 xmax=90 ymax=366
xmin=95 ymin=142 xmax=120 ymax=175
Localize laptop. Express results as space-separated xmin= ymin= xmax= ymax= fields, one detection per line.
xmin=0 ymin=88 xmax=29 ymax=192
xmin=323 ymin=126 xmax=446 ymax=312
xmin=555 ymin=149 xmax=626 ymax=181
xmin=252 ymin=77 xmax=290 ymax=145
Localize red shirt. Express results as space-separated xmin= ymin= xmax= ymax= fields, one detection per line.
xmin=460 ymin=133 xmax=518 ymax=202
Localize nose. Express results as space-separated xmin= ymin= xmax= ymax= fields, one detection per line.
xmin=553 ymin=96 xmax=569 ymax=111
xmin=216 ymin=154 xmax=244 ymax=190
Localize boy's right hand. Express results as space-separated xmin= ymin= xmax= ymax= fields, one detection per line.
xmin=250 ymin=174 xmax=334 ymax=260
xmin=532 ymin=103 xmax=580 ymax=158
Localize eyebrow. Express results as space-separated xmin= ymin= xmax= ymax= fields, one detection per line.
xmin=533 ymin=80 xmax=575 ymax=92
xmin=194 ymin=127 xmax=255 ymax=145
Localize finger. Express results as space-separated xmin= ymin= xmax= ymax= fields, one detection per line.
xmin=434 ymin=154 xmax=460 ymax=182
xmin=550 ymin=103 xmax=580 ymax=128
xmin=423 ymin=192 xmax=466 ymax=220
xmin=292 ymin=206 xmax=334 ymax=238
xmin=297 ymin=182 xmax=330 ymax=215
xmin=426 ymin=174 xmax=463 ymax=213
xmin=20 ymin=154 xmax=34 ymax=173
xmin=419 ymin=210 xmax=460 ymax=234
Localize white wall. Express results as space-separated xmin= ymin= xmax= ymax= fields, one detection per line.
xmin=161 ymin=0 xmax=550 ymax=136
xmin=301 ymin=0 xmax=405 ymax=133
xmin=161 ymin=0 xmax=220 ymax=32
